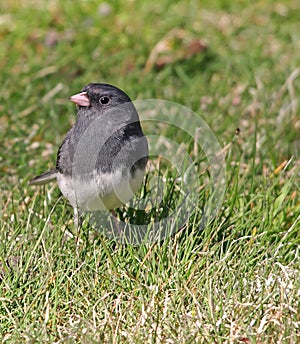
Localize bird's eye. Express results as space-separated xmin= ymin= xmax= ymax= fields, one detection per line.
xmin=99 ymin=96 xmax=110 ymax=105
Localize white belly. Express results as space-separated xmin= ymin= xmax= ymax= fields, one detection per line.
xmin=57 ymin=169 xmax=145 ymax=211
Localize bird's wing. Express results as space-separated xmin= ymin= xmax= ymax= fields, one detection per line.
xmin=56 ymin=126 xmax=74 ymax=175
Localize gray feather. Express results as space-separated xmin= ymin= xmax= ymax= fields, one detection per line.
xmin=29 ymin=169 xmax=57 ymax=185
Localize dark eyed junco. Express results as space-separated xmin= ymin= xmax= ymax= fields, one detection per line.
xmin=30 ymin=83 xmax=148 ymax=225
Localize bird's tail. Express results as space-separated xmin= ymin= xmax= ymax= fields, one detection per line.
xmin=29 ymin=169 xmax=57 ymax=185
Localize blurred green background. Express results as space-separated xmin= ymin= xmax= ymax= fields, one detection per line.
xmin=0 ymin=0 xmax=299 ymax=342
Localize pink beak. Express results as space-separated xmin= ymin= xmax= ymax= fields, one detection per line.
xmin=69 ymin=92 xmax=90 ymax=107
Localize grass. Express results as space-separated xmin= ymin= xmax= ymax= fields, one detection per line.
xmin=0 ymin=0 xmax=300 ymax=342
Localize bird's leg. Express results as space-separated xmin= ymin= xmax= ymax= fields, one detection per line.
xmin=74 ymin=206 xmax=80 ymax=229
xmin=110 ymin=209 xmax=122 ymax=237
xmin=74 ymin=206 xmax=83 ymax=254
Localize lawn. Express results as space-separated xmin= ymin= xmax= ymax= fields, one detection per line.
xmin=0 ymin=0 xmax=299 ymax=342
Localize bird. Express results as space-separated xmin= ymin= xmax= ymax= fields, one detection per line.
xmin=29 ymin=83 xmax=148 ymax=227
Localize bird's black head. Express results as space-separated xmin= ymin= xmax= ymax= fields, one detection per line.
xmin=69 ymin=83 xmax=142 ymax=137
xmin=70 ymin=83 xmax=132 ymax=110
